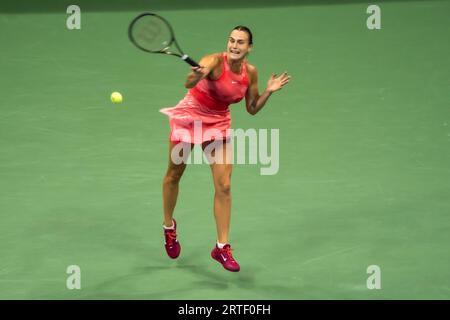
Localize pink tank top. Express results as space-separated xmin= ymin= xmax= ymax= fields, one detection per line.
xmin=189 ymin=52 xmax=249 ymax=111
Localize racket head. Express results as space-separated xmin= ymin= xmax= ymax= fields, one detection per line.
xmin=128 ymin=13 xmax=178 ymax=55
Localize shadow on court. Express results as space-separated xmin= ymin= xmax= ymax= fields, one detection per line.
xmin=1 ymin=0 xmax=421 ymax=14
xmin=79 ymin=248 xmax=304 ymax=299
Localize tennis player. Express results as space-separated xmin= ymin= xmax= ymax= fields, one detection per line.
xmin=160 ymin=26 xmax=290 ymax=272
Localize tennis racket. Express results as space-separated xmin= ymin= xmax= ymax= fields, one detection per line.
xmin=128 ymin=12 xmax=200 ymax=67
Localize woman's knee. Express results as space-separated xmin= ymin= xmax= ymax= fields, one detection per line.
xmin=215 ymin=177 xmax=231 ymax=195
xmin=164 ymin=166 xmax=185 ymax=185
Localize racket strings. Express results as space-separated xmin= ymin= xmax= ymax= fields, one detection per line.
xmin=129 ymin=13 xmax=198 ymax=65
xmin=133 ymin=18 xmax=170 ymax=52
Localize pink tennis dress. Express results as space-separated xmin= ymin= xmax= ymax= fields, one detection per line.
xmin=160 ymin=52 xmax=249 ymax=144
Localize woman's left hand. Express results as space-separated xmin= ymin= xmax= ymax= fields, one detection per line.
xmin=266 ymin=72 xmax=291 ymax=93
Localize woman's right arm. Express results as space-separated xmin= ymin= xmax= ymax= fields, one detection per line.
xmin=184 ymin=54 xmax=220 ymax=89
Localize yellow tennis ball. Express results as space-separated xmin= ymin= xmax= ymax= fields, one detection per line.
xmin=111 ymin=92 xmax=123 ymax=104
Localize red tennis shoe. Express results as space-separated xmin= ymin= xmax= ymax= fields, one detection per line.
xmin=211 ymin=244 xmax=240 ymax=272
xmin=164 ymin=219 xmax=180 ymax=259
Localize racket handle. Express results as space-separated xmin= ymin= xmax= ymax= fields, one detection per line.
xmin=181 ymin=54 xmax=200 ymax=67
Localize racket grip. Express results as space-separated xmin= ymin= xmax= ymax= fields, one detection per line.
xmin=181 ymin=54 xmax=200 ymax=67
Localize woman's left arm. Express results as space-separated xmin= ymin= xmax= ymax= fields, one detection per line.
xmin=245 ymin=65 xmax=290 ymax=115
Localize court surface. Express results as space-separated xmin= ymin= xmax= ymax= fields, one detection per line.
xmin=0 ymin=0 xmax=449 ymax=299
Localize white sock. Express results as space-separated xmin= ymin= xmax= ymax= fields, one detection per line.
xmin=163 ymin=221 xmax=175 ymax=230
xmin=217 ymin=241 xmax=228 ymax=249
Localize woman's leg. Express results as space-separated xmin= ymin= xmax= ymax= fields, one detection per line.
xmin=203 ymin=139 xmax=240 ymax=271
xmin=162 ymin=141 xmax=193 ymax=227
xmin=202 ymin=139 xmax=233 ymax=243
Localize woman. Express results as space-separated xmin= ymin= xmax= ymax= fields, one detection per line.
xmin=160 ymin=26 xmax=290 ymax=272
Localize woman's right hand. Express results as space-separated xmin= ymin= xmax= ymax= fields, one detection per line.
xmin=185 ymin=54 xmax=220 ymax=89
xmin=191 ymin=66 xmax=208 ymax=79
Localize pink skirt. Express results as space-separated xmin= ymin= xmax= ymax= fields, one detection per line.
xmin=160 ymin=93 xmax=231 ymax=144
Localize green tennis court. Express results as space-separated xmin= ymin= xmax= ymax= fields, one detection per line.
xmin=1 ymin=0 xmax=449 ymax=299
